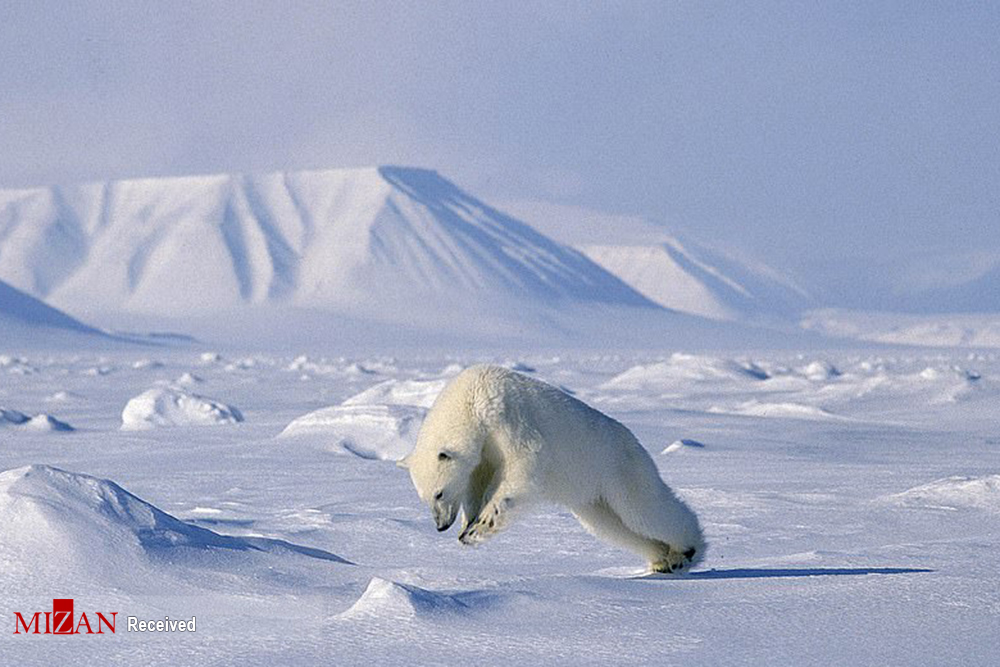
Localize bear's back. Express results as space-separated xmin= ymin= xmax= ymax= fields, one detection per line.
xmin=459 ymin=365 xmax=642 ymax=453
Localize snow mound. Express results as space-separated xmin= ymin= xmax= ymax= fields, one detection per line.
xmin=797 ymin=360 xmax=842 ymax=381
xmin=278 ymin=404 xmax=425 ymax=461
xmin=861 ymin=365 xmax=986 ymax=405
xmin=710 ymin=400 xmax=839 ymax=421
xmin=0 ymin=407 xmax=74 ymax=431
xmin=175 ymin=372 xmax=204 ymax=385
xmin=341 ymin=378 xmax=447 ymax=409
xmin=121 ymin=387 xmax=244 ymax=430
xmin=21 ymin=413 xmax=75 ymax=432
xmin=0 ymin=354 xmax=26 ymax=367
xmin=662 ymin=439 xmax=706 ymax=454
xmin=888 ymin=475 xmax=1000 ymax=512
xmin=0 ymin=464 xmax=349 ymax=583
xmin=604 ymin=353 xmax=769 ymax=391
xmin=437 ymin=362 xmax=465 ymax=377
xmin=339 ymin=577 xmax=485 ymax=620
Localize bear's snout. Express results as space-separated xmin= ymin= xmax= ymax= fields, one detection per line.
xmin=433 ymin=504 xmax=457 ymax=532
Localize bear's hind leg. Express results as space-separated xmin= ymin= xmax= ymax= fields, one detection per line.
xmin=603 ymin=481 xmax=703 ymax=573
xmin=573 ymin=498 xmax=666 ymax=566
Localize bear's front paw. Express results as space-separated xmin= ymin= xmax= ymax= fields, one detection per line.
xmin=457 ymin=499 xmax=510 ymax=545
xmin=458 ymin=519 xmax=487 ymax=545
xmin=458 ymin=526 xmax=477 ymax=545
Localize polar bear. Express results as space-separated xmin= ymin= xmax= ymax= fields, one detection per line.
xmin=399 ymin=365 xmax=704 ymax=573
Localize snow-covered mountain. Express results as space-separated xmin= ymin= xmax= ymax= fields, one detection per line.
xmin=502 ymin=201 xmax=813 ymax=323
xmin=0 ymin=278 xmax=107 ymax=343
xmin=0 ymin=168 xmax=652 ymax=327
xmin=889 ymin=250 xmax=1000 ymax=314
xmin=580 ymin=240 xmax=812 ymax=322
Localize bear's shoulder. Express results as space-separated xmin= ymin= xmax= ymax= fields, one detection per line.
xmin=442 ymin=365 xmax=531 ymax=419
xmin=446 ymin=365 xmax=518 ymax=398
xmin=455 ymin=364 xmax=514 ymax=383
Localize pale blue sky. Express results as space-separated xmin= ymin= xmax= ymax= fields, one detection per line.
xmin=1 ymin=1 xmax=998 ymax=307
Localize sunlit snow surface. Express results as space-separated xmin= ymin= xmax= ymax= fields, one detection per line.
xmin=1 ymin=347 xmax=998 ymax=665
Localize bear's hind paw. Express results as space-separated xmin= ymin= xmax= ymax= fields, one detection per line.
xmin=651 ymin=545 xmax=698 ymax=574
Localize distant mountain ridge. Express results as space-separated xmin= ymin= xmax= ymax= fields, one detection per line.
xmin=580 ymin=238 xmax=812 ymax=322
xmin=501 ymin=201 xmax=814 ymax=323
xmin=0 ymin=167 xmax=654 ymax=325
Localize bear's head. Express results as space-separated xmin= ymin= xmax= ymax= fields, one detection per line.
xmin=398 ymin=446 xmax=480 ymax=533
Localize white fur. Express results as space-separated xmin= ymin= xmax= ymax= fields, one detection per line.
xmin=400 ymin=365 xmax=705 ymax=573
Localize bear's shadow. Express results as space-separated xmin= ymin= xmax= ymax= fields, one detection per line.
xmin=664 ymin=567 xmax=933 ymax=580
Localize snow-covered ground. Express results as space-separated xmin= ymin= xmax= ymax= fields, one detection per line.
xmin=2 ymin=345 xmax=998 ymax=665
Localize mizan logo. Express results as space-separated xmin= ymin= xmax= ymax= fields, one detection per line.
xmin=13 ymin=599 xmax=117 ymax=635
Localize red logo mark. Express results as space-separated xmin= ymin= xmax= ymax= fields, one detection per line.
xmin=13 ymin=599 xmax=116 ymax=635
xmin=53 ymin=598 xmax=74 ymax=635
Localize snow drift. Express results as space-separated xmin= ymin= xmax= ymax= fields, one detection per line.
xmin=888 ymin=475 xmax=1000 ymax=512
xmin=662 ymin=438 xmax=707 ymax=454
xmin=278 ymin=376 xmax=450 ymax=460
xmin=603 ymin=354 xmax=770 ymax=391
xmin=0 ymin=465 xmax=350 ymax=586
xmin=121 ymin=387 xmax=244 ymax=430
xmin=279 ymin=404 xmax=425 ymax=461
xmin=338 ymin=577 xmax=492 ymax=620
xmin=340 ymin=377 xmax=447 ymax=409
xmin=0 ymin=407 xmax=74 ymax=431
xmin=708 ymin=400 xmax=840 ymax=421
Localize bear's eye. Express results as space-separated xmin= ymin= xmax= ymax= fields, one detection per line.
xmin=438 ymin=452 xmax=451 ymax=461
xmin=434 ymin=491 xmax=443 ymax=501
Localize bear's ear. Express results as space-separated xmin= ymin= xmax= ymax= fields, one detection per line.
xmin=396 ymin=456 xmax=410 ymax=469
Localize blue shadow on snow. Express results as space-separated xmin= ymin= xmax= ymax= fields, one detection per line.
xmin=686 ymin=567 xmax=933 ymax=580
